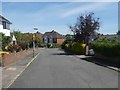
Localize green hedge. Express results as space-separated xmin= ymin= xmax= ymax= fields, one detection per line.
xmin=90 ymin=42 xmax=120 ymax=57
xmin=52 ymin=43 xmax=61 ymax=48
xmin=62 ymin=42 xmax=86 ymax=55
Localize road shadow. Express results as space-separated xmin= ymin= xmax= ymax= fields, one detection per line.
xmin=52 ymin=48 xmax=119 ymax=68
xmin=52 ymin=49 xmax=75 ymax=56
xmin=80 ymin=56 xmax=120 ymax=68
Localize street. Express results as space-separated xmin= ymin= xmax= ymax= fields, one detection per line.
xmin=9 ymin=48 xmax=118 ymax=88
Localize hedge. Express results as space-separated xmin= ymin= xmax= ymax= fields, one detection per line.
xmin=90 ymin=42 xmax=120 ymax=57
xmin=62 ymin=42 xmax=86 ymax=55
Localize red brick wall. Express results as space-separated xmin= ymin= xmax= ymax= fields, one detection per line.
xmin=57 ymin=39 xmax=65 ymax=45
xmin=2 ymin=49 xmax=33 ymax=66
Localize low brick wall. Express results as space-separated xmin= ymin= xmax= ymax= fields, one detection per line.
xmin=2 ymin=49 xmax=33 ymax=66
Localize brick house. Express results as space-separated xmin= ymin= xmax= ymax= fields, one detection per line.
xmin=42 ymin=30 xmax=65 ymax=45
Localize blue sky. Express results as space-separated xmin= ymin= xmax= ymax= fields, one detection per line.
xmin=2 ymin=2 xmax=118 ymax=35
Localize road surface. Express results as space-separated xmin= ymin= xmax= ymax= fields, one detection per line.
xmin=10 ymin=48 xmax=118 ymax=88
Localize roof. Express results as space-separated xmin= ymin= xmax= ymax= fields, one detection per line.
xmin=43 ymin=30 xmax=64 ymax=39
xmin=0 ymin=15 xmax=12 ymax=24
xmin=36 ymin=31 xmax=43 ymax=37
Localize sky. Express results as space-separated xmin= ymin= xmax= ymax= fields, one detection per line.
xmin=1 ymin=2 xmax=118 ymax=35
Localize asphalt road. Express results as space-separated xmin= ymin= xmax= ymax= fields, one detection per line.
xmin=10 ymin=48 xmax=118 ymax=88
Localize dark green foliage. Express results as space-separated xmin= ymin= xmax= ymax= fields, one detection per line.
xmin=117 ymin=31 xmax=120 ymax=35
xmin=52 ymin=43 xmax=61 ymax=48
xmin=90 ymin=40 xmax=120 ymax=57
xmin=47 ymin=43 xmax=52 ymax=48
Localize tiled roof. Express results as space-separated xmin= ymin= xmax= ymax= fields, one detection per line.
xmin=43 ymin=30 xmax=64 ymax=39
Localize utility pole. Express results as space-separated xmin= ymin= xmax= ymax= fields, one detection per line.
xmin=33 ymin=33 xmax=35 ymax=57
xmin=33 ymin=28 xmax=38 ymax=57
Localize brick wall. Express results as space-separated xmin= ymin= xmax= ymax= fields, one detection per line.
xmin=57 ymin=39 xmax=65 ymax=45
xmin=2 ymin=49 xmax=33 ymax=66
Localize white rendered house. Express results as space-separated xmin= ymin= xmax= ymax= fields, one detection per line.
xmin=0 ymin=15 xmax=12 ymax=36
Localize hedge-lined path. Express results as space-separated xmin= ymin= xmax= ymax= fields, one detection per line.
xmin=9 ymin=48 xmax=118 ymax=88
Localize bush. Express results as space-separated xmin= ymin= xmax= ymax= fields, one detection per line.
xmin=52 ymin=43 xmax=61 ymax=48
xmin=62 ymin=42 xmax=86 ymax=55
xmin=71 ymin=42 xmax=86 ymax=54
xmin=47 ymin=43 xmax=52 ymax=48
xmin=7 ymin=44 xmax=22 ymax=52
xmin=90 ymin=42 xmax=120 ymax=57
xmin=38 ymin=43 xmax=46 ymax=47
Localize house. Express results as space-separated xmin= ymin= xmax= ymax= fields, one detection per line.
xmin=0 ymin=15 xmax=12 ymax=36
xmin=42 ymin=30 xmax=65 ymax=45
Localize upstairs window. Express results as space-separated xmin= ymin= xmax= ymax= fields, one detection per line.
xmin=2 ymin=21 xmax=7 ymax=29
xmin=2 ymin=21 xmax=10 ymax=29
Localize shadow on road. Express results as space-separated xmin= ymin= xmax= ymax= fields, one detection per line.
xmin=80 ymin=57 xmax=120 ymax=68
xmin=52 ymin=50 xmax=74 ymax=56
xmin=52 ymin=48 xmax=119 ymax=69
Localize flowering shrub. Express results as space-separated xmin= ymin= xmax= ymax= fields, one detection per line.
xmin=62 ymin=42 xmax=86 ymax=55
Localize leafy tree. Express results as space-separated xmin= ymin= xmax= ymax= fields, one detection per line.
xmin=65 ymin=34 xmax=73 ymax=44
xmin=117 ymin=31 xmax=120 ymax=35
xmin=69 ymin=12 xmax=100 ymax=44
xmin=34 ymin=32 xmax=43 ymax=47
xmin=12 ymin=31 xmax=43 ymax=49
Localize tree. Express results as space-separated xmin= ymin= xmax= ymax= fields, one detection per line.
xmin=12 ymin=31 xmax=32 ymax=50
xmin=69 ymin=12 xmax=100 ymax=44
xmin=65 ymin=34 xmax=73 ymax=40
xmin=117 ymin=31 xmax=120 ymax=35
xmin=34 ymin=32 xmax=43 ymax=47
xmin=13 ymin=31 xmax=43 ymax=49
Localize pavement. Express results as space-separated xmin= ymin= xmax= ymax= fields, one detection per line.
xmin=4 ymin=48 xmax=118 ymax=88
xmin=75 ymin=55 xmax=120 ymax=72
xmin=2 ymin=48 xmax=43 ymax=89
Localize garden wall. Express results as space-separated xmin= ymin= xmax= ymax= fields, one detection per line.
xmin=2 ymin=49 xmax=33 ymax=66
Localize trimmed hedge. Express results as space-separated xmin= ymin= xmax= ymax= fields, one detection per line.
xmin=90 ymin=42 xmax=120 ymax=57
xmin=62 ymin=42 xmax=86 ymax=55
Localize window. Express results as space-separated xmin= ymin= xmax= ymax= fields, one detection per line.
xmin=53 ymin=38 xmax=57 ymax=43
xmin=2 ymin=21 xmax=7 ymax=29
xmin=2 ymin=21 xmax=10 ymax=29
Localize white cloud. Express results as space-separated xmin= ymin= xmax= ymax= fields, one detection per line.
xmin=60 ymin=3 xmax=113 ymax=18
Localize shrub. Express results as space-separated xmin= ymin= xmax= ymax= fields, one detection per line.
xmin=39 ymin=43 xmax=46 ymax=47
xmin=52 ymin=43 xmax=61 ymax=48
xmin=7 ymin=44 xmax=22 ymax=52
xmin=66 ymin=44 xmax=70 ymax=50
xmin=47 ymin=43 xmax=52 ymax=48
xmin=62 ymin=42 xmax=86 ymax=55
xmin=71 ymin=42 xmax=86 ymax=54
xmin=90 ymin=42 xmax=120 ymax=57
